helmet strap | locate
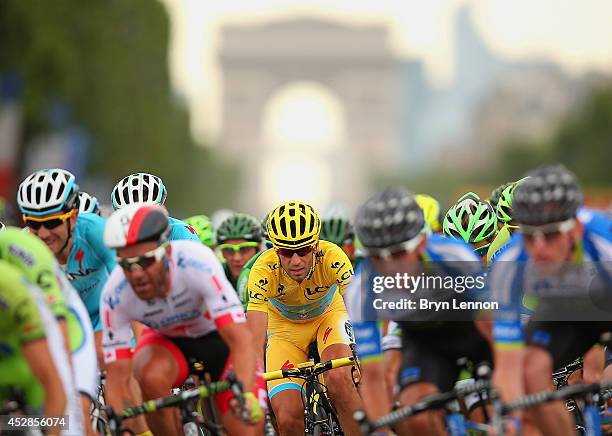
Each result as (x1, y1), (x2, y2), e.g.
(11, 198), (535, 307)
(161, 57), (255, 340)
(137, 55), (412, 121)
(57, 219), (73, 263)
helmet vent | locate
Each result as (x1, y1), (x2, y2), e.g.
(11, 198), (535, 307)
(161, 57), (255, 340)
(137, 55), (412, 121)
(57, 183), (65, 200)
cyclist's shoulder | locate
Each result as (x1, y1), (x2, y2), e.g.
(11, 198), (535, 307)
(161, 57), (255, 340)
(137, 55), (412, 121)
(0, 262), (44, 333)
(425, 234), (479, 261)
(251, 247), (277, 269)
(317, 240), (350, 266)
(0, 260), (29, 293)
(76, 211), (105, 229)
(170, 239), (220, 270)
(0, 227), (54, 264)
(168, 216), (199, 241)
(579, 208), (612, 241)
(486, 225), (513, 264)
(75, 212), (107, 245)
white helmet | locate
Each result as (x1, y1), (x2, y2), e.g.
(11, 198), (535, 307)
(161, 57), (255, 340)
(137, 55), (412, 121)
(111, 172), (167, 210)
(17, 169), (79, 216)
(104, 203), (170, 249)
(77, 192), (100, 215)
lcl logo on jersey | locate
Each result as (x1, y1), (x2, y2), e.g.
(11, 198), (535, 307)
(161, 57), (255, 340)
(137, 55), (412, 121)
(249, 290), (267, 302)
(304, 285), (330, 300)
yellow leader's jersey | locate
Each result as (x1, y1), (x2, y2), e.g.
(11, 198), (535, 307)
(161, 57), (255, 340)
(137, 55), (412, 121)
(246, 240), (354, 321)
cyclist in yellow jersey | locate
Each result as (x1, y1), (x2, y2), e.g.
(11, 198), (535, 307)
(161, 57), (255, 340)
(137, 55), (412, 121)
(247, 201), (363, 436)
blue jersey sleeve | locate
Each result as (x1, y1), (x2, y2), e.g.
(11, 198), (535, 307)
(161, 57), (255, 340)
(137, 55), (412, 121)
(84, 214), (117, 273)
(169, 217), (200, 242)
(353, 321), (383, 363)
(70, 213), (117, 331)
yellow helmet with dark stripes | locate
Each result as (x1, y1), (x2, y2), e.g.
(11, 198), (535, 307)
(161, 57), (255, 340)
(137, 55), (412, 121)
(267, 200), (321, 249)
(415, 194), (441, 232)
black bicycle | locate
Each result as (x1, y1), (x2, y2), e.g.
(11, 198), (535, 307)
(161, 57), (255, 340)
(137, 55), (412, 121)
(104, 375), (245, 436)
(264, 355), (359, 435)
(356, 378), (612, 435)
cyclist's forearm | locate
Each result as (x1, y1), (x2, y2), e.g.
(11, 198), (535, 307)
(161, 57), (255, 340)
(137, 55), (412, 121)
(227, 331), (256, 391)
(246, 310), (268, 361)
(360, 360), (392, 421)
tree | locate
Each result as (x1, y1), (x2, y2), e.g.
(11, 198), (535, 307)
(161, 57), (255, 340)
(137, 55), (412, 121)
(0, 0), (237, 213)
(492, 81), (612, 185)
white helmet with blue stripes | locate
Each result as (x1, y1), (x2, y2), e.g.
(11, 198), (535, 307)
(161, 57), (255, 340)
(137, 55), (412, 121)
(17, 168), (79, 216)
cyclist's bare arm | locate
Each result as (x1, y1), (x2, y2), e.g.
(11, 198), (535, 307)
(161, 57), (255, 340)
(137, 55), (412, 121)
(493, 346), (525, 401)
(105, 358), (149, 433)
(23, 338), (67, 423)
(218, 322), (256, 391)
(247, 310), (268, 361)
(360, 359), (392, 422)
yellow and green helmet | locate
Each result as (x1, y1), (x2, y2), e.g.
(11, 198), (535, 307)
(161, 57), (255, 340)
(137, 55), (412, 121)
(184, 215), (216, 248)
(496, 177), (529, 227)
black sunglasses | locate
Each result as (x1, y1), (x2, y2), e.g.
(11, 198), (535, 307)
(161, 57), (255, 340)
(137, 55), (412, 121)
(23, 210), (74, 230)
(276, 245), (315, 258)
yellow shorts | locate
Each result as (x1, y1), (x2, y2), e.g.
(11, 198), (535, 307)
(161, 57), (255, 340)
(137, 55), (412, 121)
(265, 297), (354, 399)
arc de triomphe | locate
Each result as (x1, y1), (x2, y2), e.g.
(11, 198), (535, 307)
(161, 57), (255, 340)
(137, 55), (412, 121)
(219, 18), (402, 215)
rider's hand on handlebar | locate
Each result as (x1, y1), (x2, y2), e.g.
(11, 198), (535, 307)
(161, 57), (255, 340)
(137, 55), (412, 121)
(229, 391), (263, 425)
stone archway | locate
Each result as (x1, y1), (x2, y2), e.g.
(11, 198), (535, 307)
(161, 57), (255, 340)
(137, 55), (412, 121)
(219, 17), (401, 215)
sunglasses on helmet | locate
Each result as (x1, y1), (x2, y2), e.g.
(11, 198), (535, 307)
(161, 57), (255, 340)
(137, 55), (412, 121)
(22, 210), (75, 230)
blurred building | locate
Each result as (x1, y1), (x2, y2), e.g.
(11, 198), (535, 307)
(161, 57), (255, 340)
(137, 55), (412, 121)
(219, 18), (402, 215)
(471, 64), (582, 164)
(401, 5), (587, 172)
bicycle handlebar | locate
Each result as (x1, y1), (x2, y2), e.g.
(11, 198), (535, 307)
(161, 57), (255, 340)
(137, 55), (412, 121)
(119, 381), (231, 419)
(263, 356), (355, 381)
(502, 379), (612, 414)
(356, 379), (492, 432)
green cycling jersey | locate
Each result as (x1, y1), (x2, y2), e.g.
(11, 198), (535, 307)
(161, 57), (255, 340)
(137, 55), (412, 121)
(486, 224), (511, 265)
(0, 228), (84, 352)
(0, 261), (46, 410)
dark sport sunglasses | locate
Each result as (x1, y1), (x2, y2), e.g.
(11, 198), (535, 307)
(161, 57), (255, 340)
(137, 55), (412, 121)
(117, 244), (167, 272)
(276, 245), (315, 258)
(23, 210), (74, 230)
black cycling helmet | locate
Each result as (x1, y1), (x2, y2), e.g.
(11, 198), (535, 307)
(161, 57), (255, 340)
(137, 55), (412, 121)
(216, 213), (261, 244)
(355, 187), (425, 249)
(513, 164), (583, 226)
(320, 217), (355, 246)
